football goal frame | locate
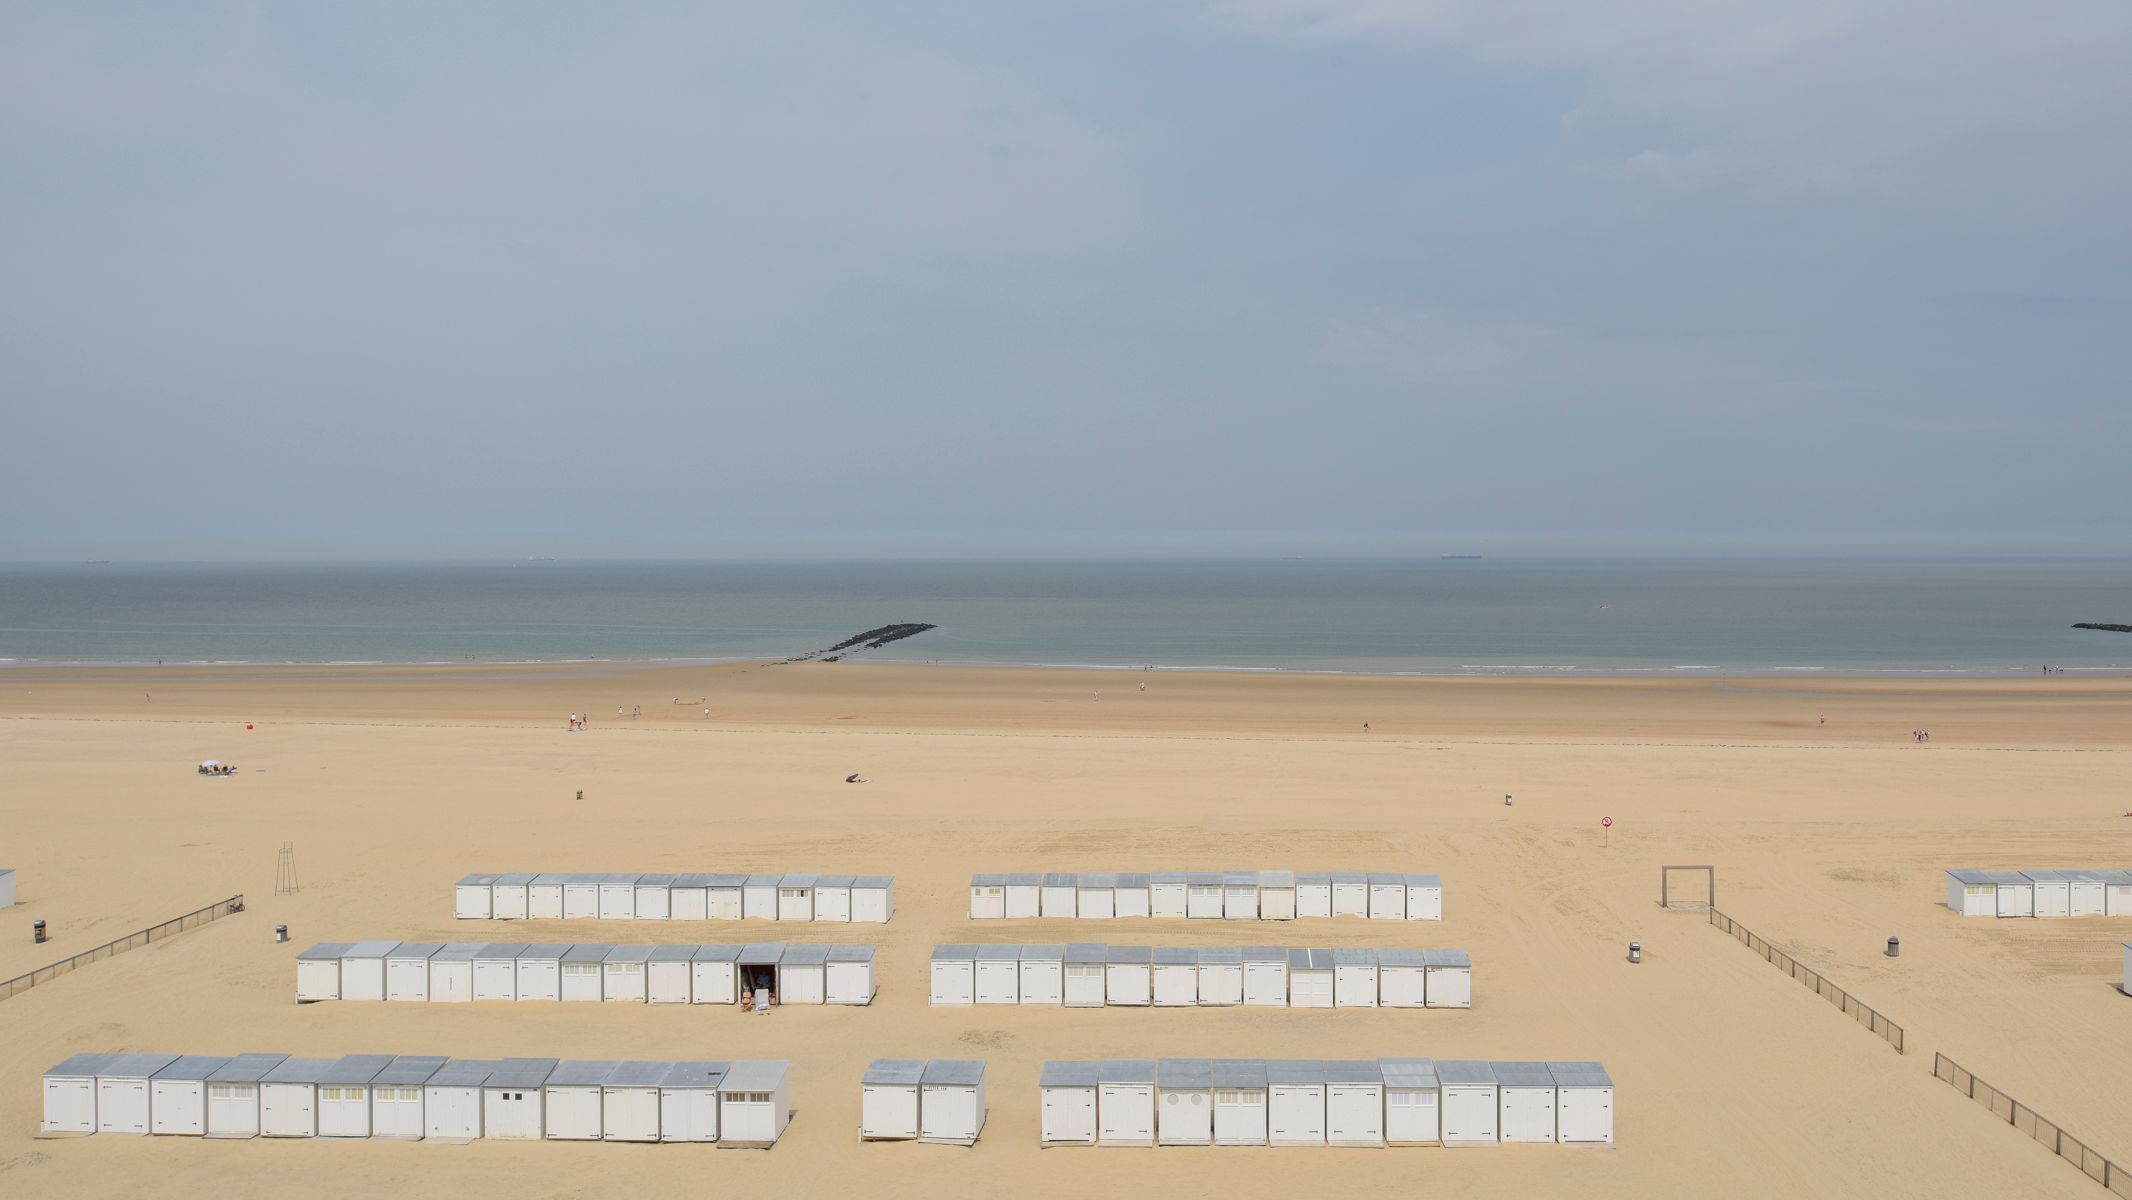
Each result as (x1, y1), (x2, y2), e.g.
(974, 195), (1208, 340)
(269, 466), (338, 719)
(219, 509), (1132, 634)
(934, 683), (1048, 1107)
(1660, 865), (1714, 910)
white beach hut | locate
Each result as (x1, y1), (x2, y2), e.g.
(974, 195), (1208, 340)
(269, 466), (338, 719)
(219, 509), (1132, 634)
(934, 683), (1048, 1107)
(1368, 872), (1407, 921)
(1333, 946), (1380, 1007)
(669, 873), (713, 921)
(660, 1061), (727, 1142)
(1224, 871), (1260, 920)
(339, 940), (399, 1002)
(1041, 872), (1079, 918)
(1186, 872), (1224, 919)
(1423, 949), (1473, 1008)
(1437, 1060), (1499, 1146)
(718, 1060), (792, 1148)
(1019, 944), (1065, 1005)
(1259, 870), (1297, 921)
(423, 1059), (497, 1143)
(778, 872), (818, 922)
(1946, 869), (1996, 916)
(633, 873), (676, 920)
(1242, 946), (1289, 1006)
(386, 942), (443, 1001)
(491, 872), (534, 920)
(543, 1060), (616, 1140)
(1106, 945), (1154, 1006)
(560, 944), (610, 1001)
(744, 875), (781, 921)
(602, 1061), (669, 1143)
(1157, 1059), (1213, 1146)
(1381, 1058), (1441, 1146)
(1985, 871), (2034, 917)
(970, 873), (1007, 919)
(1064, 942), (1108, 1007)
(455, 873), (498, 919)
(482, 1058), (557, 1140)
(648, 945), (697, 1003)
(204, 1053), (289, 1139)
(2068, 870), (2108, 917)
(602, 944), (652, 1002)
(852, 875), (895, 924)
(1039, 1061), (1099, 1145)
(296, 942), (353, 1002)
(707, 873), (749, 920)
(1288, 948), (1335, 1008)
(1150, 872), (1189, 919)
(1405, 873), (1444, 921)
(1325, 1061), (1385, 1147)
(1494, 1060), (1559, 1143)
(149, 1055), (231, 1136)
(1377, 949), (1428, 1008)
(739, 942), (786, 1005)
(827, 944), (879, 1005)
(515, 943), (568, 1001)
(260, 1057), (335, 1137)
(1295, 872), (1333, 919)
(1331, 872), (1369, 918)
(921, 1059), (987, 1145)
(1549, 1061), (1614, 1145)
(2102, 871), (2132, 916)
(779, 943), (829, 1004)
(1097, 1060), (1157, 1147)
(2026, 870), (2073, 918)
(563, 873), (601, 919)
(1212, 1060), (1269, 1146)
(317, 1054), (394, 1138)
(815, 875), (854, 922)
(1152, 947), (1200, 1006)
(1078, 872), (1118, 919)
(95, 1052), (179, 1135)
(370, 1056), (446, 1140)
(1005, 872), (1043, 918)
(598, 873), (641, 920)
(428, 942), (483, 1003)
(693, 944), (743, 1005)
(528, 873), (567, 919)
(1266, 1060), (1325, 1146)
(0, 867), (13, 909)
(861, 1059), (925, 1140)
(1198, 947), (1244, 1006)
(1115, 873), (1152, 918)
(975, 944), (1021, 1004)
(473, 944), (526, 1001)
(930, 944), (978, 1007)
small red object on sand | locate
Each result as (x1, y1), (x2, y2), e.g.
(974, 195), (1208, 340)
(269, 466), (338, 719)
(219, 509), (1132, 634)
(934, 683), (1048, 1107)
(246, 723), (254, 730)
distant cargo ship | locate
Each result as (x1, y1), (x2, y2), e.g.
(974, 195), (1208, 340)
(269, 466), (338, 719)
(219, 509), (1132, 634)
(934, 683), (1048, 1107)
(1440, 554), (1482, 560)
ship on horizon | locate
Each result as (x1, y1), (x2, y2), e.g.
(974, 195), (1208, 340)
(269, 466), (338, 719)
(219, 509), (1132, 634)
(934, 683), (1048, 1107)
(1440, 553), (1482, 560)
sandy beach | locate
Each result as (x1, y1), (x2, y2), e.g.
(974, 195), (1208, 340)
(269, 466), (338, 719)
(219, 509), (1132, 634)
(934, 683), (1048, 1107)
(2, 661), (2128, 1197)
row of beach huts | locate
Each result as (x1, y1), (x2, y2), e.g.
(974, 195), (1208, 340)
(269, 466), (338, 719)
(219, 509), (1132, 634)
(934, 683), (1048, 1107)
(927, 944), (1471, 1008)
(1945, 869), (2132, 917)
(455, 873), (894, 922)
(40, 1053), (792, 1145)
(970, 871), (1442, 921)
(296, 941), (877, 1005)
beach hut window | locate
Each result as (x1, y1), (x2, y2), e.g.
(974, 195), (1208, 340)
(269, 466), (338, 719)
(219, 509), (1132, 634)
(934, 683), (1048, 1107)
(1190, 885), (1221, 900)
(563, 964), (599, 978)
(211, 1084), (245, 1100)
(1216, 1090), (1262, 1106)
(1066, 964), (1103, 979)
(780, 888), (806, 901)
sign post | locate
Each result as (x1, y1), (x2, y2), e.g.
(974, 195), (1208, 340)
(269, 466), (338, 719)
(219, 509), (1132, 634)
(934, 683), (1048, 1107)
(1601, 815), (1613, 848)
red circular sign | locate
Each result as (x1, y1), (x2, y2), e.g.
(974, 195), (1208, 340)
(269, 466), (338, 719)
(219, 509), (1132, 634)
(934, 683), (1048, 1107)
(1601, 816), (1613, 827)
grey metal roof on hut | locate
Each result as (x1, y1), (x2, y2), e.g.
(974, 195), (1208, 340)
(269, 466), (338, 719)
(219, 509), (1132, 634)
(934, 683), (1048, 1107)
(562, 944), (613, 962)
(1266, 1060), (1328, 1085)
(704, 873), (749, 888)
(1548, 1062), (1613, 1087)
(1259, 869), (1296, 887)
(1211, 1060), (1268, 1088)
(1042, 872), (1079, 887)
(1153, 947), (1197, 966)
(864, 1059), (927, 1086)
(297, 942), (354, 960)
(1491, 1061), (1556, 1087)
(433, 942), (485, 962)
(1378, 1058), (1439, 1088)
(746, 874), (782, 887)
(520, 943), (572, 959)
(566, 873), (604, 884)
(388, 943), (445, 959)
(971, 873), (1008, 887)
(1065, 942), (1107, 964)
(342, 940), (401, 959)
(1406, 871), (1441, 888)
(1288, 948), (1333, 970)
(486, 1058), (560, 1088)
(1368, 871), (1404, 886)
(662, 1061), (728, 1089)
(781, 872), (820, 888)
(1158, 1059), (1215, 1088)
(1422, 948), (1471, 968)
(1330, 871), (1368, 884)
(1116, 872), (1151, 889)
(494, 872), (536, 886)
(1241, 946), (1287, 963)
(1295, 871), (1331, 886)
(1105, 945), (1153, 965)
(922, 1060), (986, 1087)
(2024, 869), (2074, 882)
(1198, 947), (1243, 964)
(318, 1055), (396, 1085)
(1376, 949), (1427, 968)
(1019, 943), (1065, 960)
(600, 873), (643, 886)
(1946, 869), (1993, 884)
(852, 875), (894, 889)
(1331, 947), (1378, 966)
(1434, 1060), (1496, 1086)
(827, 944), (876, 963)
(1151, 871), (1188, 884)
(1080, 872), (1119, 888)
(817, 874), (855, 888)
(931, 944), (979, 961)
(780, 944), (830, 966)
(373, 1056), (449, 1087)
(1980, 871), (2033, 886)
(604, 945), (654, 964)
(206, 1053), (291, 1083)
(546, 1061), (621, 1087)
(1320, 1061), (1384, 1085)
(1224, 871), (1257, 887)
(606, 1061), (672, 1087)
(633, 872), (677, 887)
(530, 873), (570, 886)
(262, 1057), (340, 1085)
(720, 1060), (789, 1093)
(974, 944), (1019, 962)
(456, 873), (500, 887)
(1040, 1061), (1100, 1087)
(694, 944), (744, 962)
(649, 945), (697, 962)
(427, 1059), (501, 1087)
(152, 1055), (233, 1082)
(1098, 1059), (1156, 1084)
(1186, 871), (1221, 886)
(476, 943), (531, 960)
(1005, 872), (1042, 886)
(738, 942), (786, 964)
(100, 1052), (181, 1078)
(672, 873), (717, 888)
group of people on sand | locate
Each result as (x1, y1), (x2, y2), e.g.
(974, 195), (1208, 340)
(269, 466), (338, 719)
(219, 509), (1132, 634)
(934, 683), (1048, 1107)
(1911, 728), (1932, 742)
(567, 713), (588, 731)
(198, 761), (237, 776)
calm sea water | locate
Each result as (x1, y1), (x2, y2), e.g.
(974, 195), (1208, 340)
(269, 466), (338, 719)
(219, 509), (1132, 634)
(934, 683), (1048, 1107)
(1, 559), (2128, 676)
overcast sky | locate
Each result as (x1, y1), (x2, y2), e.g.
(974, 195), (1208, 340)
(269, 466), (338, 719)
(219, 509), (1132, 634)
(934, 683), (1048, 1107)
(3, 2), (2128, 559)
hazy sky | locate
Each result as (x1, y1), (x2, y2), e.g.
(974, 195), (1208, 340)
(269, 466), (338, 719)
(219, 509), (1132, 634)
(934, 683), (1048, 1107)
(4, 2), (2128, 559)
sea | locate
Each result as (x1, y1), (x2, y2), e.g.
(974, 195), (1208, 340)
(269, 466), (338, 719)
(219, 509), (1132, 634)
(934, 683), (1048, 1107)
(0, 558), (2128, 677)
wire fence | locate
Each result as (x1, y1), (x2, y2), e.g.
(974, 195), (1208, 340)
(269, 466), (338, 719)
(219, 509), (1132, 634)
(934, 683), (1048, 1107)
(0, 894), (245, 1001)
(1706, 907), (1905, 1054)
(1934, 1053), (2130, 1195)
